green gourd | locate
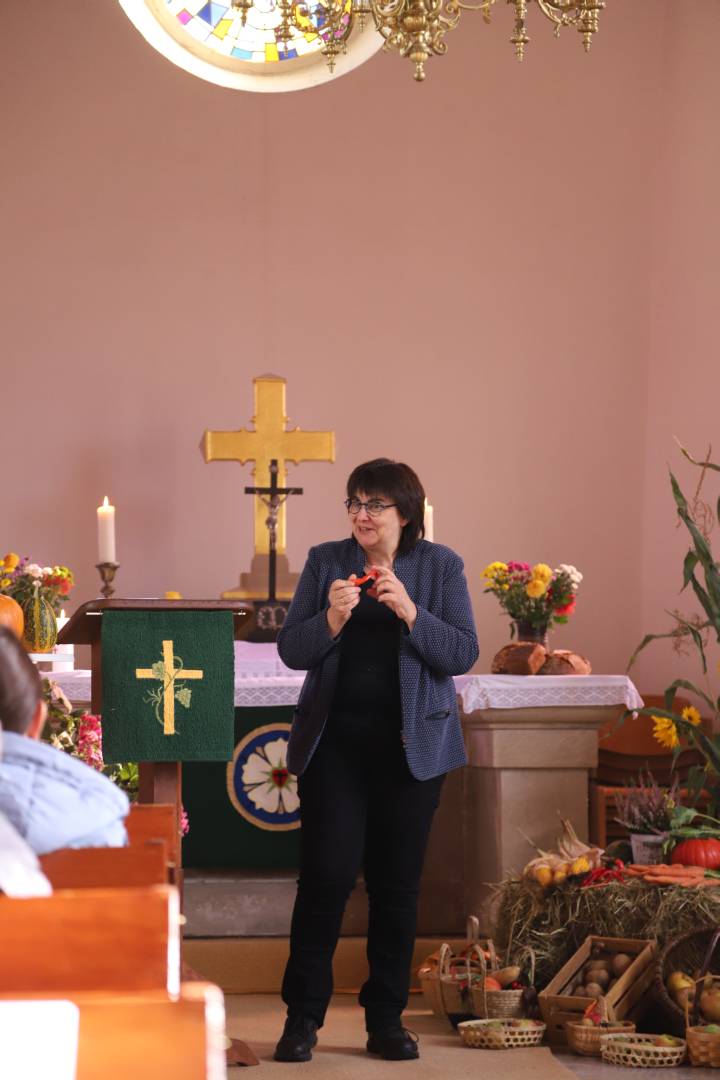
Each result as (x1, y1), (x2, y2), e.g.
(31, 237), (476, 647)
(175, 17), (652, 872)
(22, 592), (58, 652)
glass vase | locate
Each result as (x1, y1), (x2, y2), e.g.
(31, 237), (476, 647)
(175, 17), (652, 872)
(513, 620), (550, 649)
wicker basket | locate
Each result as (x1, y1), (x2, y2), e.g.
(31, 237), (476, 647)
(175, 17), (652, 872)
(417, 917), (487, 1017)
(470, 942), (532, 1020)
(600, 1033), (686, 1068)
(566, 1020), (636, 1057)
(656, 925), (720, 1035)
(458, 1019), (545, 1050)
(687, 1025), (720, 1067)
(684, 967), (720, 1067)
(418, 943), (453, 1017)
(439, 943), (487, 1017)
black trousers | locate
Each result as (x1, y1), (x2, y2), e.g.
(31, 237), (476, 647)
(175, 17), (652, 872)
(281, 710), (445, 1030)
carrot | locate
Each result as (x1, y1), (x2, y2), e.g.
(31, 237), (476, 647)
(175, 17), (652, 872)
(643, 875), (705, 886)
(644, 864), (704, 876)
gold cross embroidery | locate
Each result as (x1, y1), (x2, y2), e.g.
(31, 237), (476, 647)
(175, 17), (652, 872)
(135, 639), (203, 735)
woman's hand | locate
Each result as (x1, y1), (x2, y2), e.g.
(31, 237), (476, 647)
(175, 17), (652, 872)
(326, 575), (360, 638)
(372, 567), (417, 631)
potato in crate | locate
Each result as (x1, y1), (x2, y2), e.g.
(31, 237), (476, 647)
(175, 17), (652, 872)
(538, 936), (657, 1045)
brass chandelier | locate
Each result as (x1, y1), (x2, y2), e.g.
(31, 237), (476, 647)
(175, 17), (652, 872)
(231, 0), (606, 82)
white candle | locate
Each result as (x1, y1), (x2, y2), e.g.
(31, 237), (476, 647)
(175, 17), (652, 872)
(424, 498), (434, 542)
(97, 496), (116, 563)
(54, 610), (75, 670)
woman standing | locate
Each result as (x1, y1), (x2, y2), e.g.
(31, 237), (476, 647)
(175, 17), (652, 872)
(274, 458), (478, 1063)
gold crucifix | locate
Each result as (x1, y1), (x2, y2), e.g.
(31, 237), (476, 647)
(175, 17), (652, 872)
(202, 375), (335, 557)
(135, 640), (204, 736)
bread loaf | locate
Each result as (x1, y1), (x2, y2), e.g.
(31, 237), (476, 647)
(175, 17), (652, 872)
(538, 650), (592, 675)
(491, 642), (547, 675)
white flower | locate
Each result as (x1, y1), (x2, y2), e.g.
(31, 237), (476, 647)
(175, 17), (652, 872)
(241, 737), (299, 815)
(556, 563), (583, 586)
(25, 564), (43, 578)
(42, 567), (52, 576)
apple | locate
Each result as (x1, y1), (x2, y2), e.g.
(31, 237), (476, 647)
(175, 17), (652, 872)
(701, 987), (720, 1023)
(667, 971), (694, 993)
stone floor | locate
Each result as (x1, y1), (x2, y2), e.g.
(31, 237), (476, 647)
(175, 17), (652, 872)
(224, 995), (708, 1078)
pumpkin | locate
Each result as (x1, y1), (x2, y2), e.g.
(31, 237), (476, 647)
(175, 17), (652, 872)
(22, 592), (57, 653)
(0, 594), (24, 639)
(670, 838), (720, 870)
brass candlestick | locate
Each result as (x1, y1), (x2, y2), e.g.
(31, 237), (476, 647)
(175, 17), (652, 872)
(96, 562), (119, 599)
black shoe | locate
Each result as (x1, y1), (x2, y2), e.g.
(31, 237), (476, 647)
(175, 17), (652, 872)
(366, 1025), (419, 1060)
(273, 1015), (319, 1062)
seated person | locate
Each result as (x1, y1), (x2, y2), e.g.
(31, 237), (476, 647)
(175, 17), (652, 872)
(0, 808), (52, 897)
(0, 627), (128, 854)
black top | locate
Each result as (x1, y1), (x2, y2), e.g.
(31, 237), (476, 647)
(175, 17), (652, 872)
(330, 585), (402, 716)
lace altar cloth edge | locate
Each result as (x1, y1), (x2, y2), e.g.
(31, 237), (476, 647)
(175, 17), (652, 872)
(48, 671), (643, 711)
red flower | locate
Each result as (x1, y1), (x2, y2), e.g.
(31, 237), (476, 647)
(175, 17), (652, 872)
(554, 599), (576, 616)
(59, 580), (71, 595)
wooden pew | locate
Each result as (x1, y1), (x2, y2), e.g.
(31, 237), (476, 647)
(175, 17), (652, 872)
(0, 885), (180, 995)
(126, 803), (179, 865)
(72, 983), (227, 1080)
(0, 984), (227, 1079)
(0, 886), (235, 1076)
(39, 842), (169, 889)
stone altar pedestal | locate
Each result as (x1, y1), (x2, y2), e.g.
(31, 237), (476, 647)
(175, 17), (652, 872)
(461, 704), (619, 929)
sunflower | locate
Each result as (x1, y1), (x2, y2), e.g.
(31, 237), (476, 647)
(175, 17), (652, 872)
(652, 715), (680, 750)
(681, 705), (702, 727)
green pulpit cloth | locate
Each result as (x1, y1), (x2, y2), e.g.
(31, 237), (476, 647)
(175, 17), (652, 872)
(101, 609), (235, 764)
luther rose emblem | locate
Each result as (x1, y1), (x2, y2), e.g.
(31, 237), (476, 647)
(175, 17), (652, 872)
(226, 723), (300, 831)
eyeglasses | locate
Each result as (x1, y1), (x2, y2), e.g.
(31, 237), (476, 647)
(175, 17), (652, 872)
(345, 498), (397, 517)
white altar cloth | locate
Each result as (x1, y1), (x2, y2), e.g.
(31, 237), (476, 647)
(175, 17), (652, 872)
(455, 673), (644, 713)
(48, 637), (643, 711)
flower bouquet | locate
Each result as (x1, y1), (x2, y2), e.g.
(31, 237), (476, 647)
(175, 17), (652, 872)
(1, 554), (74, 615)
(1, 553), (75, 652)
(482, 561), (583, 643)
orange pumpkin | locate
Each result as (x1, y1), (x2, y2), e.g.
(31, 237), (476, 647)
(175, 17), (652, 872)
(484, 976), (503, 991)
(0, 594), (24, 639)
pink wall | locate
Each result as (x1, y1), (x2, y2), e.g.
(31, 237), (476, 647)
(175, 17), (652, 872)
(1, 0), (717, 697)
(632, 3), (720, 699)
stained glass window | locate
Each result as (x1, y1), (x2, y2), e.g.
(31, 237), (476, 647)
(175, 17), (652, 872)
(167, 0), (349, 65)
(119, 0), (381, 91)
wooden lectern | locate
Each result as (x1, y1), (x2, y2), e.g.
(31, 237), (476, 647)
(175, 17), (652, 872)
(58, 600), (252, 851)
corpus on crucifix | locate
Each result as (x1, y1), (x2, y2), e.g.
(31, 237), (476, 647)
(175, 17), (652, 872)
(202, 374), (335, 603)
(245, 459), (303, 636)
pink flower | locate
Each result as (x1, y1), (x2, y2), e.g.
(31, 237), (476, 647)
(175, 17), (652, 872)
(506, 561), (531, 573)
(76, 712), (105, 771)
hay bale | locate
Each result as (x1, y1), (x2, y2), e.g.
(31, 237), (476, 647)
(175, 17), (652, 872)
(492, 877), (720, 990)
(491, 643), (547, 675)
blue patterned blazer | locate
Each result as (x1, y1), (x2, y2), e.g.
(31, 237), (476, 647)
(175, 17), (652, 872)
(277, 537), (479, 781)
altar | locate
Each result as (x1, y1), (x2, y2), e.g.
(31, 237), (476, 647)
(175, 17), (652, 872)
(51, 649), (643, 933)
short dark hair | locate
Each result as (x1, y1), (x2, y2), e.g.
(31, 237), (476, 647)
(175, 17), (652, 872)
(346, 458), (426, 556)
(0, 626), (42, 735)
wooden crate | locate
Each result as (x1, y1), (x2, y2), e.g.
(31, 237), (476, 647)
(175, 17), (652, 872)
(538, 935), (657, 1045)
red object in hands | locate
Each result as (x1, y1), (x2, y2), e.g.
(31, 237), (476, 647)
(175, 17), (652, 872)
(354, 569), (379, 586)
(671, 838), (720, 869)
